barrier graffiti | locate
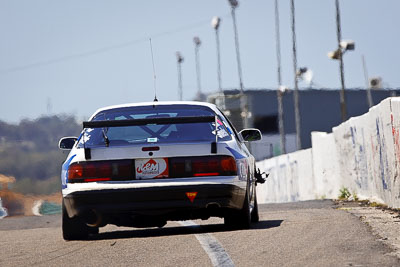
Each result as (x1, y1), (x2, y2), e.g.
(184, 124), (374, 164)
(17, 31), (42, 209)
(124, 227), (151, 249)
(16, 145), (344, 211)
(391, 113), (400, 182)
(376, 118), (389, 190)
(350, 126), (368, 191)
(256, 97), (400, 209)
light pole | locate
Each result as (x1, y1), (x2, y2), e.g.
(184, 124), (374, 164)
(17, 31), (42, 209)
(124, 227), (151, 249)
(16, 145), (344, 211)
(228, 0), (248, 128)
(274, 0), (286, 154)
(336, 0), (346, 121)
(211, 16), (222, 93)
(328, 35), (355, 121)
(228, 0), (244, 93)
(328, 0), (355, 122)
(336, 0), (348, 121)
(193, 37), (202, 97)
(176, 52), (184, 101)
(290, 0), (301, 150)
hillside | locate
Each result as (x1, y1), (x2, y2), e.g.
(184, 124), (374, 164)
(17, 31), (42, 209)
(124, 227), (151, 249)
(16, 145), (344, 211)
(0, 115), (81, 195)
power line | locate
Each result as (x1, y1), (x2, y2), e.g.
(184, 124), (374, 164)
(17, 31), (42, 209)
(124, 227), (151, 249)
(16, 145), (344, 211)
(0, 15), (229, 75)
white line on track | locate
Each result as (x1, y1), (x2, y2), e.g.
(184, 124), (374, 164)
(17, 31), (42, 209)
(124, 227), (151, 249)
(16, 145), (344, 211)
(32, 200), (43, 216)
(179, 220), (234, 267)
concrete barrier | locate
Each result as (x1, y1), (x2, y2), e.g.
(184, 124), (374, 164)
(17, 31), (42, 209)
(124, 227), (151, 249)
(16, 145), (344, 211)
(256, 97), (400, 208)
(311, 131), (341, 199)
(256, 149), (314, 203)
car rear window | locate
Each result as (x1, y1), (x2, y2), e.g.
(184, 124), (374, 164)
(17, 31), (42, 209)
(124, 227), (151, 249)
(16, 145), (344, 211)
(78, 105), (231, 147)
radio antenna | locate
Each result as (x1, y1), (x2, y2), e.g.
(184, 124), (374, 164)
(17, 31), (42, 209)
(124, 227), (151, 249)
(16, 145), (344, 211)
(149, 38), (158, 102)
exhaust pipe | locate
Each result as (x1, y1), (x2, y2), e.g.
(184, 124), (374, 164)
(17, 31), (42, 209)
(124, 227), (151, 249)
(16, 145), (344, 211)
(206, 202), (221, 209)
(86, 209), (102, 227)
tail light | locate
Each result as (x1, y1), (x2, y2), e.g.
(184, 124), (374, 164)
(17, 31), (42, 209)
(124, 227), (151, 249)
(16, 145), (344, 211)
(68, 160), (133, 183)
(67, 155), (237, 183)
(169, 155), (237, 178)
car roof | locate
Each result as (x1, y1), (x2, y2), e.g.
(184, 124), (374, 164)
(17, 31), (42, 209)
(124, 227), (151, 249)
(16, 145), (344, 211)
(89, 101), (220, 120)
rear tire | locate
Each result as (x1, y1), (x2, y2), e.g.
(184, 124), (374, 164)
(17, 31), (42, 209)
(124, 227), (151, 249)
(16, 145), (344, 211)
(62, 200), (90, 241)
(224, 183), (251, 230)
(238, 189), (251, 229)
(251, 189), (259, 223)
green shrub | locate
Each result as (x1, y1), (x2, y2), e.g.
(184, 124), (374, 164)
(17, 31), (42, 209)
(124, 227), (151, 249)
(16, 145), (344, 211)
(339, 187), (351, 200)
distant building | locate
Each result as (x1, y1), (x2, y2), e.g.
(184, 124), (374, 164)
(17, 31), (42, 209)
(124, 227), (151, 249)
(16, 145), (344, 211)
(207, 88), (399, 160)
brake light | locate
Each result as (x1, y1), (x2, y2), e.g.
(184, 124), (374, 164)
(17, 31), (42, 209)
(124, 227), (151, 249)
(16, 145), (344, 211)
(193, 172), (220, 177)
(68, 160), (133, 183)
(221, 157), (237, 172)
(171, 161), (186, 177)
(67, 156), (237, 183)
(68, 164), (83, 178)
(142, 146), (160, 151)
(169, 155), (237, 178)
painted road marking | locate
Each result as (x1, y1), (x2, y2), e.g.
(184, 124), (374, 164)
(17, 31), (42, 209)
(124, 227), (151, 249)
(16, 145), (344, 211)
(179, 220), (234, 267)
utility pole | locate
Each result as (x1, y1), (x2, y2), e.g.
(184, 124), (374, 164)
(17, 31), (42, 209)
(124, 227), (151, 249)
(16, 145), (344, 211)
(228, 0), (244, 93)
(290, 0), (301, 150)
(275, 0), (286, 154)
(228, 0), (248, 129)
(336, 0), (347, 121)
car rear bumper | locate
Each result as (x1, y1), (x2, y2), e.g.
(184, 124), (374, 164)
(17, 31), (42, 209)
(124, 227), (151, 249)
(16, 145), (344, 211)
(63, 183), (246, 220)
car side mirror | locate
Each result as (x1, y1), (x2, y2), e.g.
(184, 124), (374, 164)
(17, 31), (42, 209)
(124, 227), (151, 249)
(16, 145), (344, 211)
(239, 129), (262, 142)
(59, 137), (78, 150)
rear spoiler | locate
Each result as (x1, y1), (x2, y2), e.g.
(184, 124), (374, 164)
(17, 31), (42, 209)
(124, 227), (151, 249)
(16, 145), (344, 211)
(82, 116), (215, 129)
(81, 115), (219, 159)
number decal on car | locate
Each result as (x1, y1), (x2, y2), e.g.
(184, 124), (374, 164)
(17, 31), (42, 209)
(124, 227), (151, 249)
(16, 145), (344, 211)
(135, 158), (169, 179)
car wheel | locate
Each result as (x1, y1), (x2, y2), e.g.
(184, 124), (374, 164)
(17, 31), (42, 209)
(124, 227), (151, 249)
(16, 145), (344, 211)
(62, 200), (90, 241)
(224, 180), (251, 230)
(251, 189), (259, 223)
(238, 187), (251, 229)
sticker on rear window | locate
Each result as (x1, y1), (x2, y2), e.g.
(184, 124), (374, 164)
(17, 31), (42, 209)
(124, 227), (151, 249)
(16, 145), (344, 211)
(147, 137), (158, 143)
(212, 122), (229, 138)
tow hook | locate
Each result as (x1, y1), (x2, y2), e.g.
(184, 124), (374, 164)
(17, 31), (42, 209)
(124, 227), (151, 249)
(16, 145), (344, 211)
(255, 168), (269, 185)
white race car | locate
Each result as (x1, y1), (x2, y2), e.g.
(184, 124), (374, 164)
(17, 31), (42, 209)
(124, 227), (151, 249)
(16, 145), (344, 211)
(59, 101), (264, 240)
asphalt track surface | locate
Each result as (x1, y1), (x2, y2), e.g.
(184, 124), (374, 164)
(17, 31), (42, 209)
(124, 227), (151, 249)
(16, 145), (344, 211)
(1, 200), (399, 266)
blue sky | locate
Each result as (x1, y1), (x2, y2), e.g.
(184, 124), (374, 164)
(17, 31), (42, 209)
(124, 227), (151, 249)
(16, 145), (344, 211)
(0, 0), (399, 123)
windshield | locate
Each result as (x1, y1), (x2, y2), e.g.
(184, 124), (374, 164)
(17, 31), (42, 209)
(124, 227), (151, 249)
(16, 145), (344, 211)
(78, 105), (232, 147)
